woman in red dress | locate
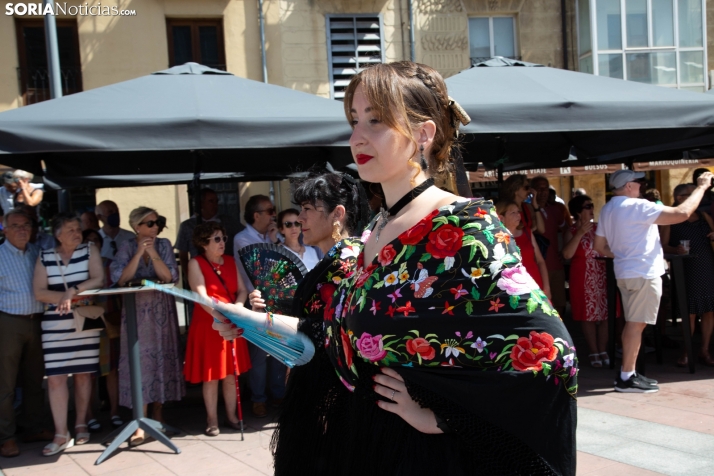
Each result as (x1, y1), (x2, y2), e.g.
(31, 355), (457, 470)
(562, 195), (609, 367)
(496, 201), (551, 298)
(184, 222), (251, 436)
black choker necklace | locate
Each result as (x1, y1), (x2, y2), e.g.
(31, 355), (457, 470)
(375, 178), (434, 242)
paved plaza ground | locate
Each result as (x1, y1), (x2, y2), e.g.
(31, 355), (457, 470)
(1, 324), (713, 475)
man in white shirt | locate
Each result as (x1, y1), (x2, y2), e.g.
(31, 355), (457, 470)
(232, 195), (283, 418)
(595, 169), (713, 393)
(95, 200), (135, 261)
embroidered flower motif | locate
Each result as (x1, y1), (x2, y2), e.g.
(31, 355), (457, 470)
(489, 297), (505, 312)
(471, 337), (487, 353)
(377, 244), (397, 267)
(369, 299), (381, 316)
(386, 305), (396, 318)
(340, 244), (361, 260)
(354, 264), (377, 289)
(360, 229), (372, 243)
(497, 266), (540, 296)
(384, 271), (399, 287)
(509, 331), (559, 371)
(444, 256), (455, 271)
(405, 337), (436, 360)
(494, 231), (511, 244)
(341, 328), (353, 368)
(398, 209), (439, 246)
(426, 224), (464, 259)
(399, 271), (410, 283)
(442, 301), (455, 315)
(473, 207), (488, 219)
(386, 288), (402, 303)
(355, 332), (387, 362)
(395, 301), (416, 317)
(440, 339), (464, 358)
(450, 284), (468, 300)
(563, 353), (574, 368)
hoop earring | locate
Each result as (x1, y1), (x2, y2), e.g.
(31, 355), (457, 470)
(419, 144), (428, 170)
(332, 221), (341, 242)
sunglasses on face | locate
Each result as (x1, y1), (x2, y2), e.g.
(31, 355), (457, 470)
(258, 207), (276, 215)
(138, 217), (166, 229)
(282, 221), (301, 229)
(582, 204), (594, 210)
(211, 235), (228, 243)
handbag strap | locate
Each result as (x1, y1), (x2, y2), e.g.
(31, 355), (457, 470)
(52, 250), (70, 292)
(199, 255), (237, 302)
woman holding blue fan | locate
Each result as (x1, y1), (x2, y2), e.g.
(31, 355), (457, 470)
(213, 62), (577, 475)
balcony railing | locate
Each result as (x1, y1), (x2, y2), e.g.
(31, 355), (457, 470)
(17, 66), (83, 105)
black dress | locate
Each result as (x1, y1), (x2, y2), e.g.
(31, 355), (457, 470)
(272, 200), (577, 475)
(669, 213), (714, 314)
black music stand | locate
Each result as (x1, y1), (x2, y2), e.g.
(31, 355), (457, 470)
(79, 285), (182, 464)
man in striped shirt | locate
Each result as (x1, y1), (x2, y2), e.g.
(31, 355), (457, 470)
(0, 209), (52, 457)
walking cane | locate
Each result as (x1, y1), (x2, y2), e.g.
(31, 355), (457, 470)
(231, 339), (244, 440)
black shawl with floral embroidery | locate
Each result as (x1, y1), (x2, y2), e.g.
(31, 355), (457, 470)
(272, 199), (576, 476)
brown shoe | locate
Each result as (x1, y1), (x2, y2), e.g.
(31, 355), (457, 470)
(1, 440), (20, 458)
(252, 402), (268, 418)
(21, 429), (54, 443)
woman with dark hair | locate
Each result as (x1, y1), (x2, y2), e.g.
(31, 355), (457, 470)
(33, 213), (105, 455)
(215, 62), (576, 475)
(563, 195), (609, 367)
(500, 174), (545, 235)
(184, 221), (250, 436)
(661, 183), (714, 367)
(277, 208), (320, 271)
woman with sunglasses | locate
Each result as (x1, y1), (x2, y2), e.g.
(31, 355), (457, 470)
(563, 195), (609, 367)
(110, 207), (184, 446)
(184, 222), (251, 436)
(277, 208), (320, 271)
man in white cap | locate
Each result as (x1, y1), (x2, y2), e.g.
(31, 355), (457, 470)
(594, 169), (713, 393)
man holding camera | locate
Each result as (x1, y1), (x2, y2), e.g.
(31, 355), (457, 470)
(595, 169), (714, 393)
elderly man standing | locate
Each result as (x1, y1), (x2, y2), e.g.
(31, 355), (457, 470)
(175, 188), (243, 283)
(531, 176), (571, 318)
(0, 209), (53, 457)
(95, 200), (135, 261)
(595, 169), (714, 393)
(233, 194), (282, 418)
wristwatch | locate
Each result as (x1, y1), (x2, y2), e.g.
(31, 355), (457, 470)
(71, 285), (80, 292)
(533, 207), (541, 212)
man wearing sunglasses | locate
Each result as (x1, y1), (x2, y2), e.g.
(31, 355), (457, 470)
(232, 194), (285, 418)
(595, 169), (714, 394)
(175, 188), (243, 288)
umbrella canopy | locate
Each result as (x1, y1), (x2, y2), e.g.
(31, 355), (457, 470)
(0, 63), (353, 187)
(447, 57), (714, 171)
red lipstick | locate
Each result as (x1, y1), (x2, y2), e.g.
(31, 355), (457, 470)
(356, 154), (373, 165)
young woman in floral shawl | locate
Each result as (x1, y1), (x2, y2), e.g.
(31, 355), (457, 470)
(213, 62), (577, 475)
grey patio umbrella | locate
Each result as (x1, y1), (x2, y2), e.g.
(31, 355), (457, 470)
(446, 57), (714, 171)
(0, 63), (353, 187)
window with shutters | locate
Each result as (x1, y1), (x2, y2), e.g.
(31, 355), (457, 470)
(326, 15), (385, 100)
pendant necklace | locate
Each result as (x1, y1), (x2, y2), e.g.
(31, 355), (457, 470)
(375, 178), (434, 242)
(209, 258), (223, 275)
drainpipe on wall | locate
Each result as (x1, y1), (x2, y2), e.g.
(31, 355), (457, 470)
(257, 0), (275, 203)
(258, 0), (268, 83)
(408, 0), (416, 62)
(560, 0), (568, 70)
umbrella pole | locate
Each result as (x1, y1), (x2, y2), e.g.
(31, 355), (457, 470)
(231, 339), (245, 440)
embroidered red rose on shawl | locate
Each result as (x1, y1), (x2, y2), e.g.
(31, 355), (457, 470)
(377, 244), (397, 267)
(405, 337), (436, 360)
(425, 224), (464, 259)
(509, 331), (559, 371)
(398, 210), (439, 246)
